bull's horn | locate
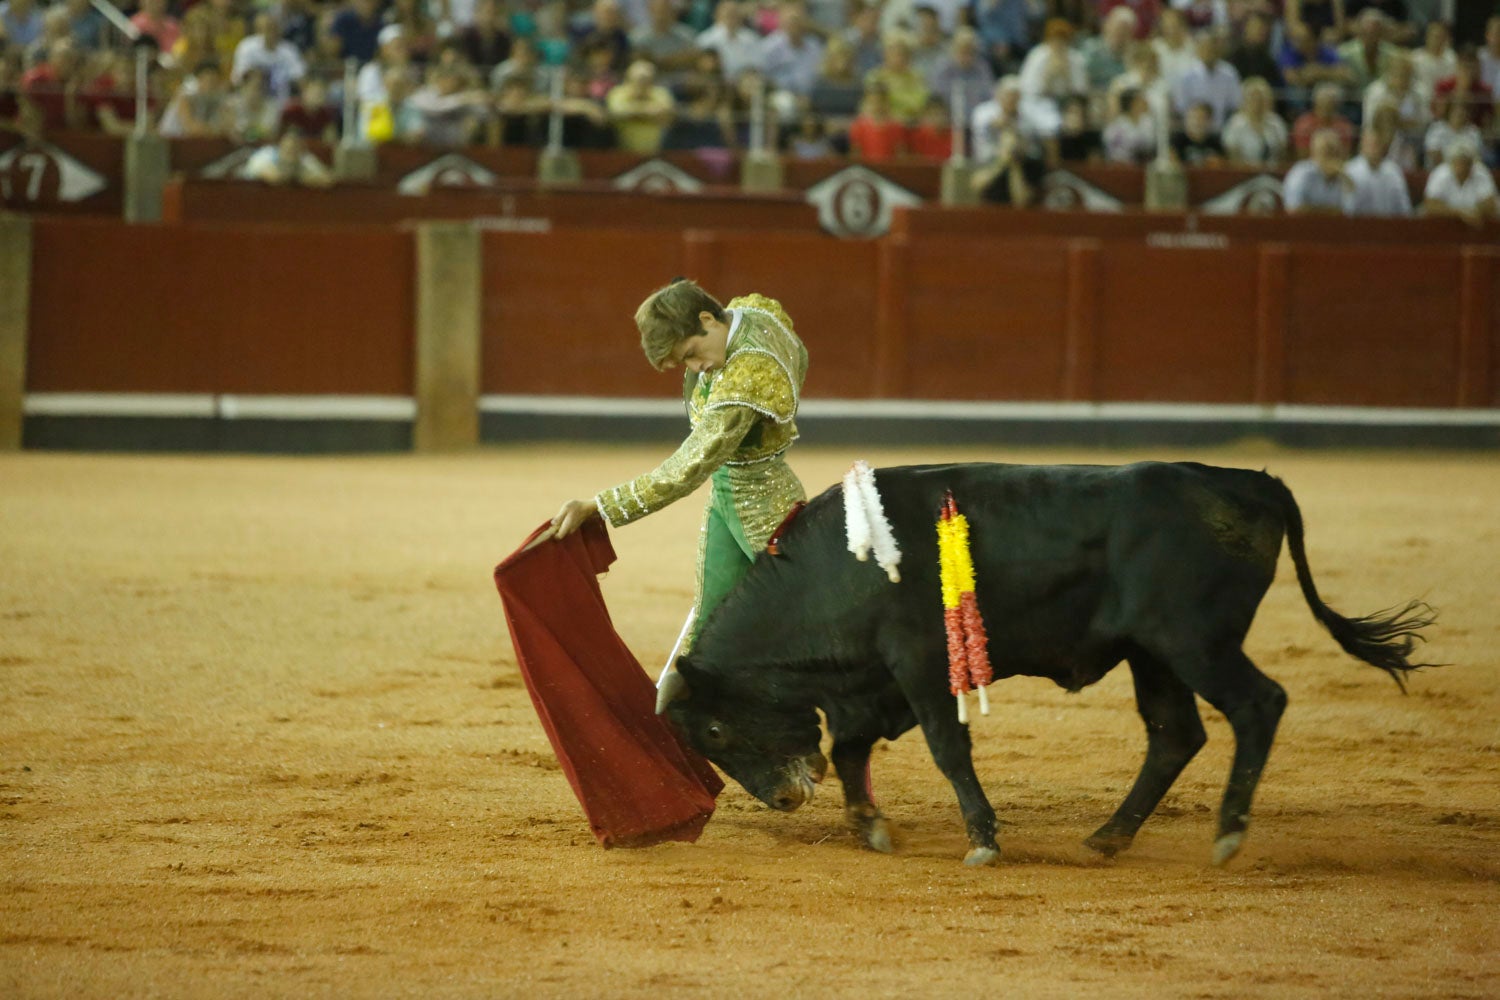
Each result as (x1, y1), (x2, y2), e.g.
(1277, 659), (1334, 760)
(655, 669), (690, 714)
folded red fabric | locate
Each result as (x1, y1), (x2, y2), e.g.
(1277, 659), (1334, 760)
(494, 519), (722, 848)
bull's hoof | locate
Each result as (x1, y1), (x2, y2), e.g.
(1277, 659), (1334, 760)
(863, 817), (894, 854)
(1083, 830), (1132, 857)
(1212, 831), (1245, 867)
(963, 845), (1000, 867)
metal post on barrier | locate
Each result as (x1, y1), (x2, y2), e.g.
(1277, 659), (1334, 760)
(740, 77), (783, 192)
(413, 221), (481, 451)
(537, 66), (581, 186)
(940, 80), (977, 206)
(123, 44), (169, 222)
(1144, 90), (1186, 211)
(0, 214), (30, 450)
(334, 57), (377, 181)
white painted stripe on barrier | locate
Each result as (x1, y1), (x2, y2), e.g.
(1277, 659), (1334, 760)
(24, 393), (218, 418)
(480, 394), (1500, 427)
(25, 393), (417, 421)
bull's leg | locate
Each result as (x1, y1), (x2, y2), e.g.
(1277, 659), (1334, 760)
(1084, 652), (1207, 857)
(829, 736), (893, 853)
(1170, 646), (1287, 867)
(904, 702), (999, 866)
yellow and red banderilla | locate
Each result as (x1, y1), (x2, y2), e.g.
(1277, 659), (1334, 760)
(937, 491), (992, 724)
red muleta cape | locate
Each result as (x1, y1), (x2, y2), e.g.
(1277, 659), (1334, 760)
(493, 519), (723, 848)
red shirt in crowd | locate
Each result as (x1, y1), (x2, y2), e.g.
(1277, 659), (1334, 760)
(1096, 0), (1162, 38)
(848, 117), (907, 162)
(1291, 111), (1355, 155)
(906, 122), (953, 160)
(279, 100), (338, 140)
(1433, 77), (1495, 127)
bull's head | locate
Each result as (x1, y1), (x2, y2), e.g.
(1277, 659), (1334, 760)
(659, 657), (827, 812)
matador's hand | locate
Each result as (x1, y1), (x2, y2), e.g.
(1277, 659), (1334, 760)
(551, 499), (601, 539)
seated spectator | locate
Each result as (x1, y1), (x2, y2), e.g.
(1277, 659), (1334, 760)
(408, 64), (491, 145)
(971, 74), (1059, 164)
(1, 0), (46, 50)
(332, 0), (385, 66)
(1423, 100), (1483, 169)
(810, 35), (862, 115)
(457, 0), (512, 71)
(697, 0), (762, 82)
(205, 0), (248, 72)
(911, 6), (947, 81)
(1337, 10), (1400, 91)
(788, 110), (834, 157)
(131, 0), (182, 53)
(907, 94), (954, 159)
(303, 9), (349, 82)
(1432, 49), (1494, 129)
(0, 53), (21, 129)
(19, 38), (84, 130)
(928, 27), (995, 120)
(159, 61), (234, 138)
(1056, 93), (1102, 161)
(362, 67), (422, 142)
(531, 1), (574, 67)
(848, 84), (908, 161)
(1103, 86), (1158, 163)
(1481, 15), (1500, 93)
(29, 5), (73, 63)
(1364, 53), (1428, 146)
(1347, 0), (1414, 43)
(386, 0), (438, 64)
(1152, 9), (1197, 89)
(228, 66), (283, 142)
(1096, 0), (1158, 39)
(974, 0), (1032, 75)
(1222, 75), (1289, 165)
(865, 30), (930, 122)
(579, 38), (621, 100)
(491, 36), (546, 92)
(277, 0), (319, 53)
(762, 1), (824, 99)
(241, 127), (332, 187)
(631, 0), (699, 74)
(1423, 136), (1497, 223)
(492, 75), (544, 145)
(607, 58), (675, 153)
(1367, 102), (1418, 169)
(1019, 18), (1087, 108)
(63, 0), (105, 53)
(843, 4), (883, 77)
(1171, 100), (1226, 165)
(232, 14), (306, 101)
(1344, 127), (1413, 216)
(1411, 19), (1456, 96)
(1286, 0), (1344, 45)
(1083, 7), (1136, 93)
(1292, 81), (1354, 158)
(567, 0), (627, 74)
(971, 124), (1044, 205)
(1278, 21), (1352, 104)
(1043, 0), (1096, 35)
(1108, 41), (1168, 121)
(1227, 12), (1284, 91)
(279, 77), (338, 143)
(358, 26), (415, 108)
(1173, 31), (1241, 129)
(1283, 128), (1352, 214)
(169, 7), (221, 88)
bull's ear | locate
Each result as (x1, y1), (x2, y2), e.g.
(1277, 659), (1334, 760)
(654, 668), (691, 715)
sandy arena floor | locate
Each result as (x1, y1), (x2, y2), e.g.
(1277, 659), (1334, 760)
(1, 443), (1497, 999)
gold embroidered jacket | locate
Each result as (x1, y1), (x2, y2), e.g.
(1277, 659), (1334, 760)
(594, 294), (809, 548)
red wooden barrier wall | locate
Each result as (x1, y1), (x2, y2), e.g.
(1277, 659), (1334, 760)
(21, 217), (1500, 409)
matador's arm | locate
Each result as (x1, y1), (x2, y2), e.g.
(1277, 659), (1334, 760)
(594, 405), (759, 528)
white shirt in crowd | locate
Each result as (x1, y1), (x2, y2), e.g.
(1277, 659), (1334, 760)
(1173, 58), (1241, 128)
(1411, 45), (1456, 95)
(1220, 112), (1288, 165)
(1423, 120), (1484, 168)
(1480, 47), (1500, 93)
(1152, 37), (1198, 89)
(1424, 162), (1498, 213)
(230, 34), (306, 99)
(1344, 155), (1413, 216)
(1017, 44), (1088, 104)
(696, 22), (764, 81)
(1283, 159), (1352, 213)
(970, 96), (1059, 163)
(1362, 79), (1430, 133)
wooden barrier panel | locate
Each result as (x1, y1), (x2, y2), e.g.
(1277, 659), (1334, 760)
(1282, 246), (1463, 408)
(27, 218), (414, 395)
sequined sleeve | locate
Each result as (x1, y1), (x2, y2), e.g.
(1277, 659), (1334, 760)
(594, 405), (760, 529)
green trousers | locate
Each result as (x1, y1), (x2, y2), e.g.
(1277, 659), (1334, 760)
(692, 468), (757, 643)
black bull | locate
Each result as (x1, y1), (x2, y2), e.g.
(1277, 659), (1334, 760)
(661, 461), (1436, 867)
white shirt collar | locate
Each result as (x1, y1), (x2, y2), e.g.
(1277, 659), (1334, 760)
(725, 308), (743, 348)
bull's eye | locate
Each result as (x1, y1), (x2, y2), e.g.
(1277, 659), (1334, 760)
(704, 723), (727, 748)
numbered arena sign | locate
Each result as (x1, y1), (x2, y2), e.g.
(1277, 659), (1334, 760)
(1199, 174), (1285, 216)
(613, 159), (703, 194)
(1040, 170), (1124, 212)
(0, 141), (107, 207)
(805, 165), (922, 239)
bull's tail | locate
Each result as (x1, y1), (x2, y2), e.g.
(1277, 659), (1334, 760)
(1273, 477), (1438, 692)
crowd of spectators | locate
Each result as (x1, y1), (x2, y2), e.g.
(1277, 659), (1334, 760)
(0, 0), (1495, 216)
